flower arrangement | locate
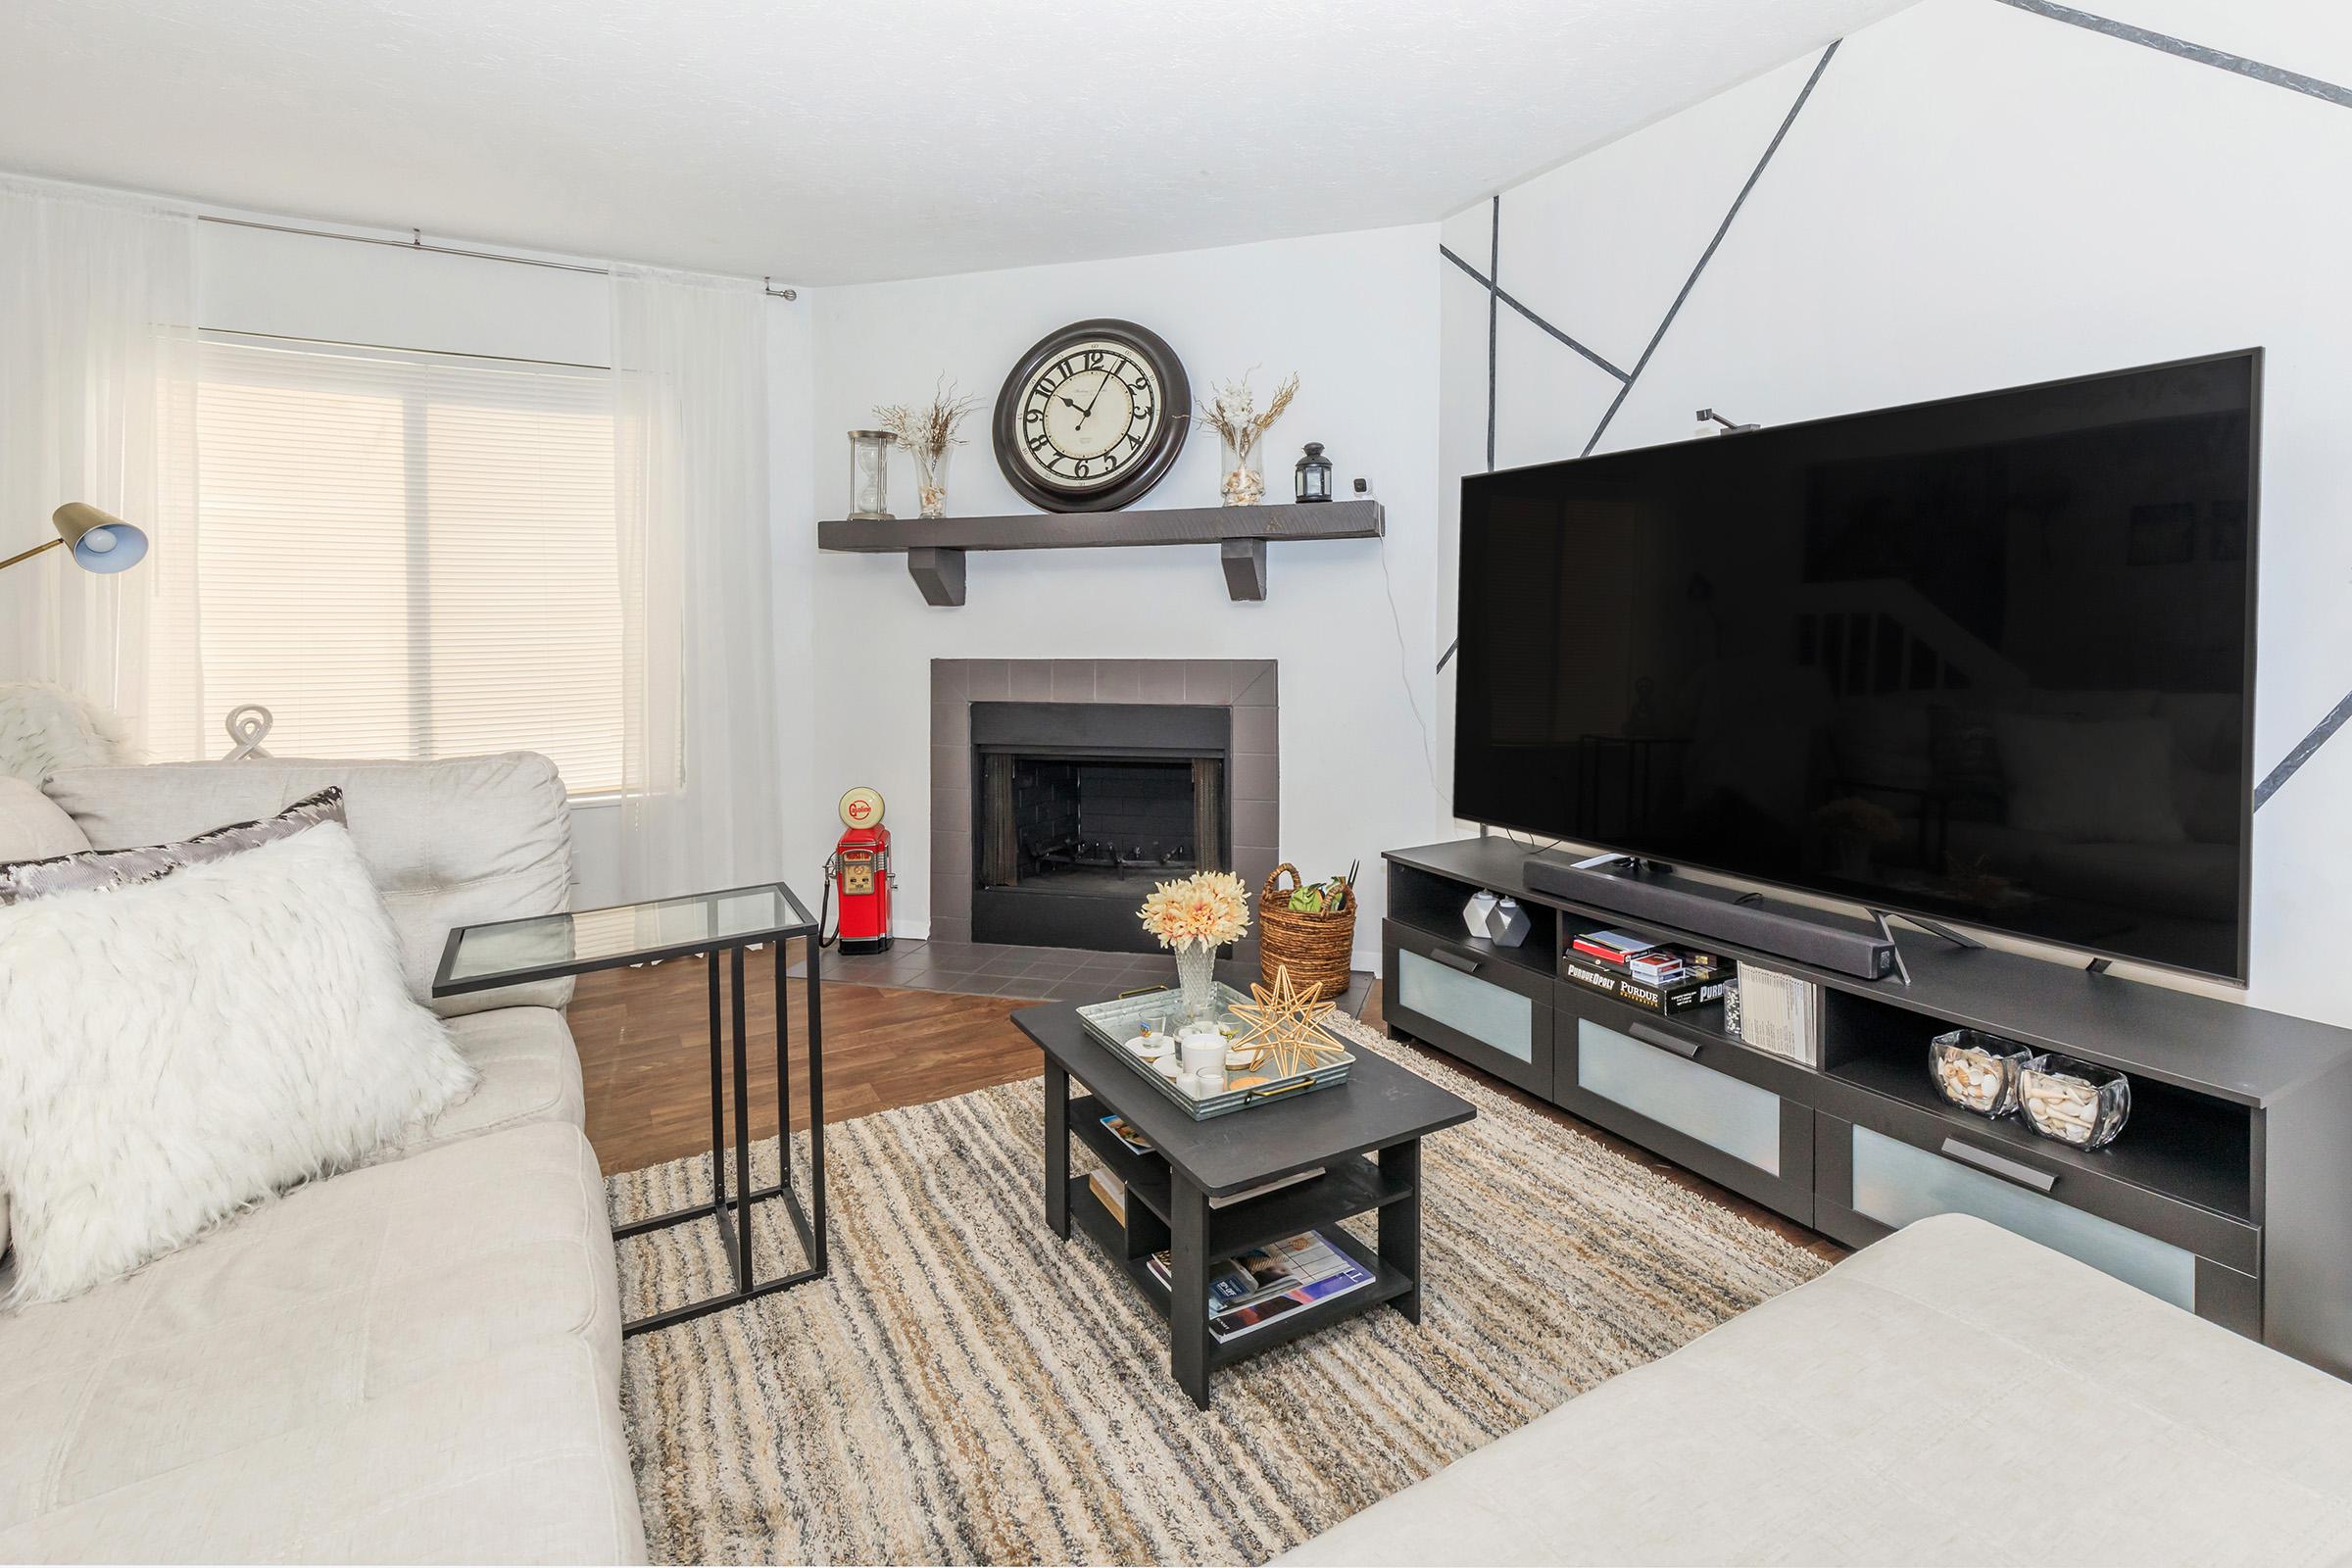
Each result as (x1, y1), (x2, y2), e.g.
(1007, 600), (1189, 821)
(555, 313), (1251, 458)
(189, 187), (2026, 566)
(1139, 869), (1251, 951)
(1195, 369), (1299, 505)
(1142, 870), (1251, 1021)
(875, 378), (982, 518)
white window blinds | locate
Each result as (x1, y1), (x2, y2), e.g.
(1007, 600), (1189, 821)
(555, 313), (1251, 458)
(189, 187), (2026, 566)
(189, 334), (623, 794)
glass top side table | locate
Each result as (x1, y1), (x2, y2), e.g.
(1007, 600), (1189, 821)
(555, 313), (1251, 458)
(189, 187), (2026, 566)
(434, 881), (827, 1336)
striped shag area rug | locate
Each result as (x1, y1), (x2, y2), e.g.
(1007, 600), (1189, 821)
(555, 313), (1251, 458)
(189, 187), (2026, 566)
(609, 1015), (1830, 1566)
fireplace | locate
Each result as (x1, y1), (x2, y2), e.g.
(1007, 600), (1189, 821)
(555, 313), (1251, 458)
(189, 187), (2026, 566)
(971, 702), (1228, 953)
(929, 659), (1278, 956)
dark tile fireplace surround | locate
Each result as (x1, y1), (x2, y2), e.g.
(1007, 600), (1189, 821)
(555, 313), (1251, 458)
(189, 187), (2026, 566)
(931, 660), (1278, 960)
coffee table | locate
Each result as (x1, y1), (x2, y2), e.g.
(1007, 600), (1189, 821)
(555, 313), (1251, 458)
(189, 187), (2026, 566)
(1013, 1001), (1476, 1408)
(433, 883), (827, 1337)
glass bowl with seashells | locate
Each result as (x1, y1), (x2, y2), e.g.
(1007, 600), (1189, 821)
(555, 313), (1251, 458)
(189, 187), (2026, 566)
(1928, 1028), (2044, 1118)
(2019, 1054), (2132, 1149)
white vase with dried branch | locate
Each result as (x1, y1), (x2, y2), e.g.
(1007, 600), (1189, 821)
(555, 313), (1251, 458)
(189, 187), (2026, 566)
(1197, 370), (1298, 507)
(876, 381), (982, 519)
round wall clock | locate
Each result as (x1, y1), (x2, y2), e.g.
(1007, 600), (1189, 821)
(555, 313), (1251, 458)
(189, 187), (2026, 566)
(992, 318), (1190, 513)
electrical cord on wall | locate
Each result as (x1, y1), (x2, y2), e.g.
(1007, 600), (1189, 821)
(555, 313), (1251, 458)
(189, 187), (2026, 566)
(1380, 525), (1564, 856)
(1377, 530), (1447, 815)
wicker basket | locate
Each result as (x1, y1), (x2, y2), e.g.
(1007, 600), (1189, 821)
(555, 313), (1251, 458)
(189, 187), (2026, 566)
(1257, 864), (1355, 999)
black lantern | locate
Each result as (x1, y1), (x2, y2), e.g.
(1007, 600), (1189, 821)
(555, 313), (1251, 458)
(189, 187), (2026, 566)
(1295, 442), (1334, 504)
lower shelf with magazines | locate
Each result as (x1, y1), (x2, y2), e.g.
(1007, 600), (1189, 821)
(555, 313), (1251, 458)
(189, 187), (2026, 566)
(1066, 1172), (1416, 1371)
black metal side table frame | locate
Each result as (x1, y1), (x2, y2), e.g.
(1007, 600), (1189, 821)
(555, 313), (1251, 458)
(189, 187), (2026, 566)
(432, 883), (827, 1337)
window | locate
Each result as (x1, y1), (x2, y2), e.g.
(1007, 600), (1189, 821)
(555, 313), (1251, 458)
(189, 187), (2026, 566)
(187, 334), (623, 794)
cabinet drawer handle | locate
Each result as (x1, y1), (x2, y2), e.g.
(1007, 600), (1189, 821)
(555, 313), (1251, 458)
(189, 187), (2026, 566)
(1428, 947), (1483, 975)
(1939, 1137), (2058, 1194)
(1629, 1020), (1703, 1059)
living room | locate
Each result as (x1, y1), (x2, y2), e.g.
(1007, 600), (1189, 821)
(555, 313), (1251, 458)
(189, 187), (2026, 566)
(3, 1), (2350, 1563)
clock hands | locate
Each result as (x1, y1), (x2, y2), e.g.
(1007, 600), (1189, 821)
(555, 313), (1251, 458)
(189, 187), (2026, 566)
(1055, 368), (1119, 431)
(1078, 365), (1123, 422)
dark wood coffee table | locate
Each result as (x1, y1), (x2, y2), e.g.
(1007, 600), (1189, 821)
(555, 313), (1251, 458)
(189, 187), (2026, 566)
(1013, 1002), (1476, 1408)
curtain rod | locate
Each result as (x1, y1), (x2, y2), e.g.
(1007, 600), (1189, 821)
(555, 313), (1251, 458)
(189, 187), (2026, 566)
(195, 215), (799, 300)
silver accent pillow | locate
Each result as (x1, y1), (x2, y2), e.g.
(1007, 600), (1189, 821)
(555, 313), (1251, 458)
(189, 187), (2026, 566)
(0, 786), (347, 905)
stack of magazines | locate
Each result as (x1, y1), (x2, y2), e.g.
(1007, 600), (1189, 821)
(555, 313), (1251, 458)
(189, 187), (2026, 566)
(1147, 1230), (1375, 1344)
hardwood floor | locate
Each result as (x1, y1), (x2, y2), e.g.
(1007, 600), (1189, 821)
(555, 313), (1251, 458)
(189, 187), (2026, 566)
(567, 958), (1037, 1174)
(565, 958), (1847, 1266)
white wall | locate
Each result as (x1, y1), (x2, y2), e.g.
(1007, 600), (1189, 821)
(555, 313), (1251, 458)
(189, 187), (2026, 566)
(808, 225), (1446, 963)
(192, 218), (818, 906)
(189, 216), (1452, 946)
(1435, 0), (2352, 1023)
(25, 207), (1446, 946)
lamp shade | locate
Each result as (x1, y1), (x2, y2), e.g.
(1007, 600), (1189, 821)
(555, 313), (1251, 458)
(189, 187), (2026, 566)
(51, 503), (149, 574)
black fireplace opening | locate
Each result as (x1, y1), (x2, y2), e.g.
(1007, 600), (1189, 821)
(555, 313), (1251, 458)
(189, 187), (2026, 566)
(972, 702), (1230, 954)
(1011, 757), (1202, 886)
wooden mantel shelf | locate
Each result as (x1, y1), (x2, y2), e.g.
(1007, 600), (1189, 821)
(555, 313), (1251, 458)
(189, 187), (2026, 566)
(816, 499), (1385, 606)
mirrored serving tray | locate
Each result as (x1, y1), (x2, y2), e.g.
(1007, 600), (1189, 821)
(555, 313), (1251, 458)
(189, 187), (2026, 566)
(1074, 982), (1353, 1120)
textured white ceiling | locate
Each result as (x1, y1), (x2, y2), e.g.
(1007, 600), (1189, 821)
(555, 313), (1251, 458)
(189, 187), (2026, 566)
(0, 0), (1915, 284)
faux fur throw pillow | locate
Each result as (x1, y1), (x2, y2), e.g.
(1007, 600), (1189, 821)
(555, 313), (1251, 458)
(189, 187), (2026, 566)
(0, 785), (346, 905)
(0, 681), (130, 783)
(0, 821), (477, 1304)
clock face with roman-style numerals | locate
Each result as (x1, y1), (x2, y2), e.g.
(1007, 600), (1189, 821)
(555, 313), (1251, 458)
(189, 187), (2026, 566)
(992, 318), (1190, 513)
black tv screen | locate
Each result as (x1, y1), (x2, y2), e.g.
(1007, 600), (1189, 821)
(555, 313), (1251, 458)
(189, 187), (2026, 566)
(1453, 350), (2259, 983)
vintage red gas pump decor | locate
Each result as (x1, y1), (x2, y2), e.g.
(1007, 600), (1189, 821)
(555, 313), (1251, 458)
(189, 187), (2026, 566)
(825, 786), (893, 955)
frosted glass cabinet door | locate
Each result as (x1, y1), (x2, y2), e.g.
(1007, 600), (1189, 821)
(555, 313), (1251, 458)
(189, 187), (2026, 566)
(1850, 1124), (2197, 1309)
(1396, 949), (1534, 1062)
(1576, 1018), (1782, 1174)
(1388, 937), (1552, 1095)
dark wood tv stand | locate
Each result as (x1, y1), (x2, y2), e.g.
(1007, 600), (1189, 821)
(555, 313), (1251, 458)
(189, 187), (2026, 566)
(1381, 836), (2352, 1377)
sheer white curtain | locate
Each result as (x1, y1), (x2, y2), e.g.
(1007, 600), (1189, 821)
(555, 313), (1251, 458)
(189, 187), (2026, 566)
(611, 266), (784, 901)
(0, 175), (202, 756)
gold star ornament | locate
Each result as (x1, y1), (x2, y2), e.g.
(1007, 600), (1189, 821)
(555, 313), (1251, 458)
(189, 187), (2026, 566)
(1227, 965), (1347, 1079)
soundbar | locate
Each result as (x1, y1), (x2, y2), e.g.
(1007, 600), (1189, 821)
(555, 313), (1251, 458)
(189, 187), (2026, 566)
(1521, 854), (1898, 980)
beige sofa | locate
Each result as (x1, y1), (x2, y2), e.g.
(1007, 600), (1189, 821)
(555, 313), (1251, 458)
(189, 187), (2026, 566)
(0, 755), (644, 1564)
(1283, 1213), (2352, 1567)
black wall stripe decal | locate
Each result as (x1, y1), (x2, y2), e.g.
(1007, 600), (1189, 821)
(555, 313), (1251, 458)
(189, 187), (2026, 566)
(2000, 0), (2349, 811)
(1486, 197), (1499, 472)
(1581, 40), (1839, 458)
(1437, 245), (1484, 283)
(1999, 0), (2352, 110)
(1431, 4), (2335, 818)
(2256, 695), (2352, 809)
(1441, 246), (1631, 384)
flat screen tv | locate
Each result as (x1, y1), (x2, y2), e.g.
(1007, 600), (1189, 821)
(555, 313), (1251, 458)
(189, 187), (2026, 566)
(1453, 350), (2260, 983)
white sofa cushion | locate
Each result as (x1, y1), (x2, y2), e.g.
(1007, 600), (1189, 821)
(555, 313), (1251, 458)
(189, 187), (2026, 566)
(0, 1121), (643, 1563)
(365, 1005), (589, 1163)
(42, 753), (575, 1017)
(0, 777), (89, 862)
(0, 823), (478, 1303)
(1280, 1214), (2352, 1567)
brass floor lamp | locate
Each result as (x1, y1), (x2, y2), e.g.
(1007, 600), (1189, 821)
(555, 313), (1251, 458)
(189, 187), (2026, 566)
(0, 504), (149, 577)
